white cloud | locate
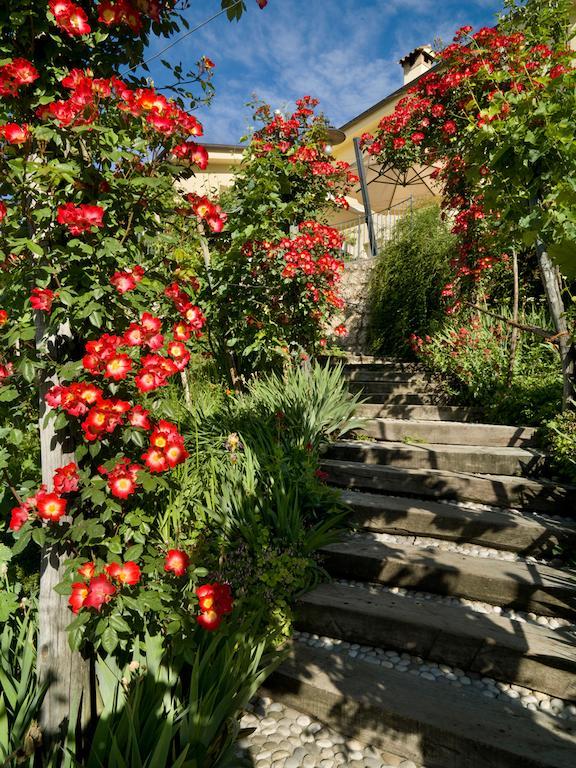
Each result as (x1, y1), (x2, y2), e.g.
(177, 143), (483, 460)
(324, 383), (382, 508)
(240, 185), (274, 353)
(140, 0), (502, 143)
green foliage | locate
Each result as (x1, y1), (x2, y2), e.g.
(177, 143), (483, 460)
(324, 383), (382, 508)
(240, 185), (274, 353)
(541, 409), (576, 483)
(159, 361), (358, 640)
(367, 205), (455, 357)
(85, 628), (280, 768)
(414, 307), (562, 425)
(0, 599), (46, 767)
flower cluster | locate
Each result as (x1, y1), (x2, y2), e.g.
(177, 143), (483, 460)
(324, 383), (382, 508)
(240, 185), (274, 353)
(79, 308), (202, 391)
(99, 458), (142, 498)
(110, 265), (145, 294)
(69, 559), (141, 613)
(0, 57), (39, 98)
(172, 142), (209, 169)
(360, 22), (576, 310)
(49, 0), (91, 37)
(36, 68), (206, 155)
(182, 193), (227, 233)
(141, 420), (189, 473)
(9, 462), (80, 531)
(57, 203), (105, 234)
(195, 582), (234, 631)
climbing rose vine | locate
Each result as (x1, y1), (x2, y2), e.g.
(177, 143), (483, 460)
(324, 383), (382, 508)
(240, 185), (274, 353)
(361, 1), (576, 305)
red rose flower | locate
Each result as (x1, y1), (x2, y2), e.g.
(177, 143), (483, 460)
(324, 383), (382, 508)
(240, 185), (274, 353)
(57, 203), (104, 235)
(197, 610), (221, 630)
(104, 354), (133, 381)
(195, 583), (233, 615)
(164, 549), (189, 577)
(128, 405), (151, 430)
(0, 123), (30, 144)
(30, 287), (55, 312)
(3, 58), (39, 86)
(0, 309), (8, 324)
(77, 561), (95, 579)
(83, 574), (116, 610)
(142, 447), (168, 473)
(105, 561), (141, 585)
(0, 202), (6, 222)
(9, 505), (29, 531)
(49, 0), (91, 37)
(69, 582), (89, 613)
(36, 492), (67, 522)
(53, 462), (80, 494)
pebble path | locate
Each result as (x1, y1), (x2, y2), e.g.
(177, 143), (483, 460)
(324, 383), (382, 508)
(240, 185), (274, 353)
(235, 695), (423, 768)
(293, 631), (576, 722)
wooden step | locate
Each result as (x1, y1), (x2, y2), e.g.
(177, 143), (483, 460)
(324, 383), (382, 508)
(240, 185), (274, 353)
(345, 370), (434, 384)
(359, 392), (451, 405)
(322, 459), (576, 514)
(324, 440), (543, 476)
(349, 381), (443, 396)
(359, 419), (537, 447)
(320, 535), (576, 619)
(266, 643), (576, 768)
(296, 583), (576, 700)
(340, 489), (576, 555)
(357, 404), (483, 422)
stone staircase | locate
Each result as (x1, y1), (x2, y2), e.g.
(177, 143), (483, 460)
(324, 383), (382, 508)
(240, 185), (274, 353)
(265, 357), (576, 768)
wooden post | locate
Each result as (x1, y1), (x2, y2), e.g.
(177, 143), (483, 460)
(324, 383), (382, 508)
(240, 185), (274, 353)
(507, 250), (520, 386)
(35, 316), (92, 746)
(537, 244), (574, 408)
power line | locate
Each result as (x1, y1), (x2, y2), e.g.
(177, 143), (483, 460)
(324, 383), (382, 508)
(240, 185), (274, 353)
(124, 0), (245, 73)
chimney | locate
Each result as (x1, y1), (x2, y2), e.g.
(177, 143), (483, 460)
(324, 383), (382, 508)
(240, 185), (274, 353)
(399, 45), (436, 85)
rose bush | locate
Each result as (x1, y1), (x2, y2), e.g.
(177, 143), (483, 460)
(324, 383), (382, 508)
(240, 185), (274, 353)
(0, 0), (273, 757)
(202, 98), (358, 377)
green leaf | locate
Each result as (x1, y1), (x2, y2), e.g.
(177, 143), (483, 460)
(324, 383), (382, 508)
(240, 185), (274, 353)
(548, 240), (576, 278)
(101, 625), (119, 654)
(108, 614), (131, 634)
(0, 387), (19, 403)
(18, 358), (35, 383)
(124, 544), (143, 561)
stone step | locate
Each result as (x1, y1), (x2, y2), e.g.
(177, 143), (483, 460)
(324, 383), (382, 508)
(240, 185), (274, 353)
(349, 381), (443, 396)
(266, 642), (576, 768)
(320, 534), (576, 619)
(357, 403), (483, 422)
(359, 391), (451, 405)
(345, 370), (434, 384)
(324, 440), (543, 476)
(345, 355), (417, 367)
(339, 489), (576, 555)
(359, 419), (537, 447)
(322, 459), (576, 514)
(296, 583), (576, 700)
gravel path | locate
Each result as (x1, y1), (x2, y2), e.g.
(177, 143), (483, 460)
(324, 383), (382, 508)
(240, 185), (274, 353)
(293, 631), (576, 722)
(235, 696), (422, 768)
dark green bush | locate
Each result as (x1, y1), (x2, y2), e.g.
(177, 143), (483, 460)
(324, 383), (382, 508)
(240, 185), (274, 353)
(541, 410), (576, 482)
(367, 204), (455, 358)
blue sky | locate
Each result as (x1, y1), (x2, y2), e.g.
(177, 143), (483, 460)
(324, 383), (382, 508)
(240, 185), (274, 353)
(138, 0), (503, 144)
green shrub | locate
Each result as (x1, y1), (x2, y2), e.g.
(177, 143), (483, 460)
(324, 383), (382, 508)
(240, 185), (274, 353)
(541, 410), (576, 483)
(413, 307), (563, 426)
(367, 204), (455, 357)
